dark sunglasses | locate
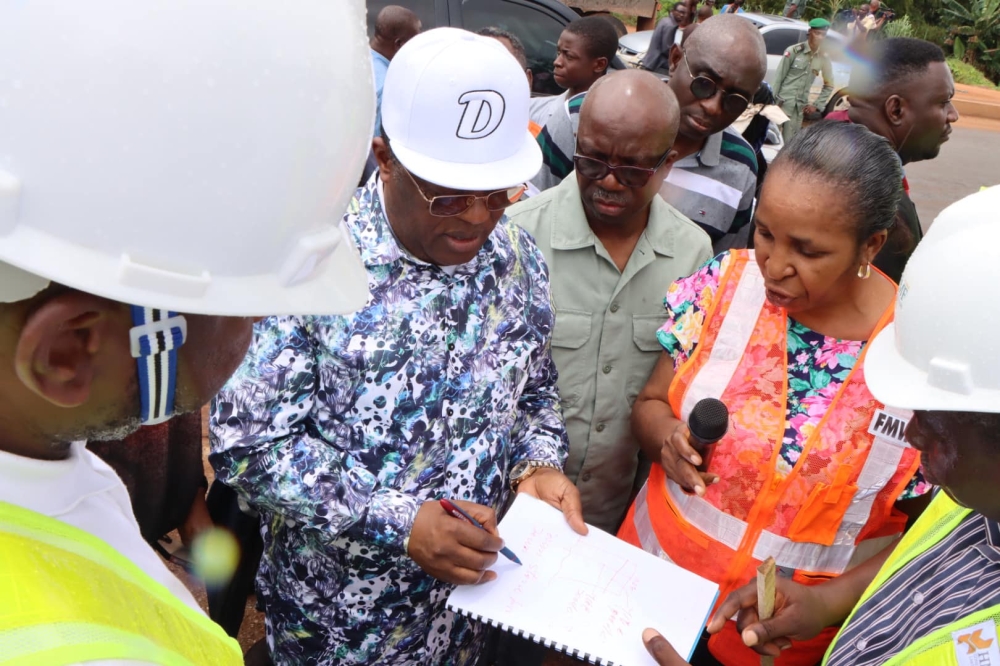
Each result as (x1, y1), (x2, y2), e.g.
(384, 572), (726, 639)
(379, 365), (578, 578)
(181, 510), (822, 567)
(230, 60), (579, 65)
(400, 165), (525, 217)
(573, 150), (672, 188)
(682, 54), (752, 116)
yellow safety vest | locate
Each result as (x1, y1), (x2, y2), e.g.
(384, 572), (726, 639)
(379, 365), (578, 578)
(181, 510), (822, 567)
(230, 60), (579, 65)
(824, 492), (1000, 665)
(0, 501), (242, 666)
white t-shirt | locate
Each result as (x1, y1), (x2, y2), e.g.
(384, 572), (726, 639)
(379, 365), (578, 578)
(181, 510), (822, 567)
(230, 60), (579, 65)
(0, 441), (204, 665)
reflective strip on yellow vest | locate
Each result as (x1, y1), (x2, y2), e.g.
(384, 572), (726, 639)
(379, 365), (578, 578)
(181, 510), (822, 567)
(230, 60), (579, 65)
(0, 501), (242, 666)
(825, 493), (1000, 666)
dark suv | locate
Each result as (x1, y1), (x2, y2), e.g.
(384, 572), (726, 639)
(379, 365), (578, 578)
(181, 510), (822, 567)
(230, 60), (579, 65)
(366, 0), (580, 95)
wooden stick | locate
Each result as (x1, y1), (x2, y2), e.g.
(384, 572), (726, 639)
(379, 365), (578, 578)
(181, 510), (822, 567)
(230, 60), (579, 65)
(756, 557), (777, 666)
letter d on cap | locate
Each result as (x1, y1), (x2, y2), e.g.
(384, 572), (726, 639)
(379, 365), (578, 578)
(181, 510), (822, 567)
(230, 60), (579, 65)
(456, 90), (506, 140)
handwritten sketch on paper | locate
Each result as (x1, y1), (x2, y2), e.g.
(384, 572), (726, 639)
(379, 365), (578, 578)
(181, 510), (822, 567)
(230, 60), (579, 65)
(446, 494), (719, 666)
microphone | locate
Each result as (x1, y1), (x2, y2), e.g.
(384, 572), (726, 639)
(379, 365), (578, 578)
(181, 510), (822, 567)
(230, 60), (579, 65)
(688, 398), (729, 472)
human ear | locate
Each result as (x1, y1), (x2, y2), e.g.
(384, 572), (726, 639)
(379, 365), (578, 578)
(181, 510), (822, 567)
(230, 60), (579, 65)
(884, 94), (906, 127)
(13, 293), (118, 408)
(595, 57), (609, 75)
(862, 229), (889, 265)
(373, 137), (394, 183)
(668, 45), (683, 74)
(663, 148), (680, 169)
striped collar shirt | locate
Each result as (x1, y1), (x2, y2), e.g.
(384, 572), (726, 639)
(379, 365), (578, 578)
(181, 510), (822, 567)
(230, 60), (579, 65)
(530, 91), (586, 193)
(827, 510), (1000, 666)
(659, 127), (758, 254)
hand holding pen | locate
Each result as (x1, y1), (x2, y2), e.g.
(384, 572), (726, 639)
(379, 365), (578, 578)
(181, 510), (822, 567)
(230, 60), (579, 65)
(439, 499), (521, 565)
(407, 497), (511, 585)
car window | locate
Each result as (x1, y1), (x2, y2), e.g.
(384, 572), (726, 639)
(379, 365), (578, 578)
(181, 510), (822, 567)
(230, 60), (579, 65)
(458, 0), (567, 96)
(366, 0), (438, 36)
(762, 27), (804, 56)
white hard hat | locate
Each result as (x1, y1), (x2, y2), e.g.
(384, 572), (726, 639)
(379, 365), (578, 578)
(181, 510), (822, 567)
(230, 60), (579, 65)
(381, 28), (542, 192)
(866, 186), (1000, 413)
(0, 0), (372, 316)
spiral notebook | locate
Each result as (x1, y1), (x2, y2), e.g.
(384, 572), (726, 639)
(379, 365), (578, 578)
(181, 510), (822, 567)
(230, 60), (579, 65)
(446, 494), (719, 665)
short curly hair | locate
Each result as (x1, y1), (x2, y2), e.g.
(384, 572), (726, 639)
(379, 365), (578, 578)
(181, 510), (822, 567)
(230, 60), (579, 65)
(563, 16), (619, 64)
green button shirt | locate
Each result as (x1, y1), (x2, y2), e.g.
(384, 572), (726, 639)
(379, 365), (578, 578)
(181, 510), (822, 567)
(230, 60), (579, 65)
(774, 41), (834, 111)
(508, 175), (712, 532)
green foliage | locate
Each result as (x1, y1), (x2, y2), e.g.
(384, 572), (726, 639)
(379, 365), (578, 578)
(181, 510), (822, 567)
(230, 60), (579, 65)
(941, 0), (1000, 80)
(911, 21), (950, 43)
(948, 55), (1000, 85)
(954, 34), (967, 58)
(883, 13), (914, 36)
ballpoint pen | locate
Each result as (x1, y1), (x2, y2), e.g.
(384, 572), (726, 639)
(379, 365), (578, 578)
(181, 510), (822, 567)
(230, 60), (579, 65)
(439, 498), (522, 566)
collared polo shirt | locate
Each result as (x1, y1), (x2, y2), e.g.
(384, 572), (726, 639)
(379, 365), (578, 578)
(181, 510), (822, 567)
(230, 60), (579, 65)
(828, 509), (1000, 666)
(508, 174), (713, 533)
(659, 126), (758, 253)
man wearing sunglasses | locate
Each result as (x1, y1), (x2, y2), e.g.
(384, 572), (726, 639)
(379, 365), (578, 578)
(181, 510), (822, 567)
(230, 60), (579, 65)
(508, 71), (712, 536)
(211, 28), (588, 665)
(659, 15), (767, 253)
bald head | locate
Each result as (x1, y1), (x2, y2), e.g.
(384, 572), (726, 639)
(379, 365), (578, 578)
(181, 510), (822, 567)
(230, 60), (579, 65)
(371, 6), (422, 59)
(683, 14), (766, 81)
(575, 71), (682, 230)
(667, 14), (766, 140)
(581, 71), (680, 151)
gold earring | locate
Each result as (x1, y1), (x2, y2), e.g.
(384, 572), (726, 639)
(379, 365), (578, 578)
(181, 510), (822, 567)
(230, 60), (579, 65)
(858, 263), (871, 279)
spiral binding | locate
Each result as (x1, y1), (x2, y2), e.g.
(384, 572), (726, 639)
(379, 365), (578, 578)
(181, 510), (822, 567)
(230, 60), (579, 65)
(447, 603), (611, 665)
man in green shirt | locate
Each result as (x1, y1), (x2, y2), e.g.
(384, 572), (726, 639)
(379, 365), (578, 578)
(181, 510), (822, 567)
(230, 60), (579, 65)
(508, 71), (712, 534)
(774, 18), (835, 143)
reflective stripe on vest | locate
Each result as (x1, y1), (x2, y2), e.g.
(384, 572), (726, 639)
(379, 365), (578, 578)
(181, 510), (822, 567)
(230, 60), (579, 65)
(0, 501), (242, 666)
(825, 494), (1000, 666)
(633, 483), (672, 561)
(678, 258), (767, 422)
(621, 251), (920, 600)
(661, 470), (901, 574)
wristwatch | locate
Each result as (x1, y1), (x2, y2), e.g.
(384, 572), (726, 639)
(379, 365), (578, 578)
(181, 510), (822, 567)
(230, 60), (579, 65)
(509, 460), (561, 492)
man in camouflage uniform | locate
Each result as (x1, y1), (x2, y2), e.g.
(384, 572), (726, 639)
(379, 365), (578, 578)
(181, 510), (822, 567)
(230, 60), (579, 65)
(774, 18), (835, 143)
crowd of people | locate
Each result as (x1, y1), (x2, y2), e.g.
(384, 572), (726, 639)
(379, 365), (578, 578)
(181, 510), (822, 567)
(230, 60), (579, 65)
(1, 2), (994, 666)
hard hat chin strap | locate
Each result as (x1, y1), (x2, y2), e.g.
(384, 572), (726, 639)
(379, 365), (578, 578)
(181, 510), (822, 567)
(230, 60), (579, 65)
(129, 306), (188, 426)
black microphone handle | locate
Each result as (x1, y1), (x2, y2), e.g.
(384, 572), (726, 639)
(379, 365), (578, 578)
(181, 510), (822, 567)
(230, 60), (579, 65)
(689, 433), (722, 472)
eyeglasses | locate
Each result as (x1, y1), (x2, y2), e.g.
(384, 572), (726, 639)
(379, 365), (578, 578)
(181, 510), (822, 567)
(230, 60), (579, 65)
(400, 165), (526, 217)
(573, 150), (672, 188)
(682, 54), (752, 116)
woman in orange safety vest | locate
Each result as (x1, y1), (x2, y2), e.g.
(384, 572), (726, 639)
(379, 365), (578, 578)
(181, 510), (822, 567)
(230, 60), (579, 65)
(619, 122), (930, 666)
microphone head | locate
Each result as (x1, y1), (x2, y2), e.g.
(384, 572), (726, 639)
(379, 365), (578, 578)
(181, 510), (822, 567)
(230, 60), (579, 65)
(689, 398), (729, 443)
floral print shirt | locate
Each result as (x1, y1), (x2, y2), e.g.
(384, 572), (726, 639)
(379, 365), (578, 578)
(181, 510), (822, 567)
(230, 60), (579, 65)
(209, 175), (568, 665)
(657, 253), (930, 498)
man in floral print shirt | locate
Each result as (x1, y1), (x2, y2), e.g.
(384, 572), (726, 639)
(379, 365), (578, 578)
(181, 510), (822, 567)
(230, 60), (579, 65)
(210, 29), (586, 665)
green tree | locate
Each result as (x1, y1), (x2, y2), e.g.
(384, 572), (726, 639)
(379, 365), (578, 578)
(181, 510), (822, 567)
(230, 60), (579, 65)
(942, 0), (1000, 80)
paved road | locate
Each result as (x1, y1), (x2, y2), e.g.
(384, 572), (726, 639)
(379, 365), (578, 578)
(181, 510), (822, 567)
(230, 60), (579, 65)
(906, 121), (1000, 230)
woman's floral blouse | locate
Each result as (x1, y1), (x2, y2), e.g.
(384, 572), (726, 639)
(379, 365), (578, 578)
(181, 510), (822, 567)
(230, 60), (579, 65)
(657, 253), (930, 498)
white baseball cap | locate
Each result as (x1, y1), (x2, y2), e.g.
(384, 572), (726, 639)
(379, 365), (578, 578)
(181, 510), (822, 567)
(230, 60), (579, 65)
(381, 28), (542, 191)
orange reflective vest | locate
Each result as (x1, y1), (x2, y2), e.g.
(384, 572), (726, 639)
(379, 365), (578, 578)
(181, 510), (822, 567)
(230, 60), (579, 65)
(618, 251), (920, 666)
